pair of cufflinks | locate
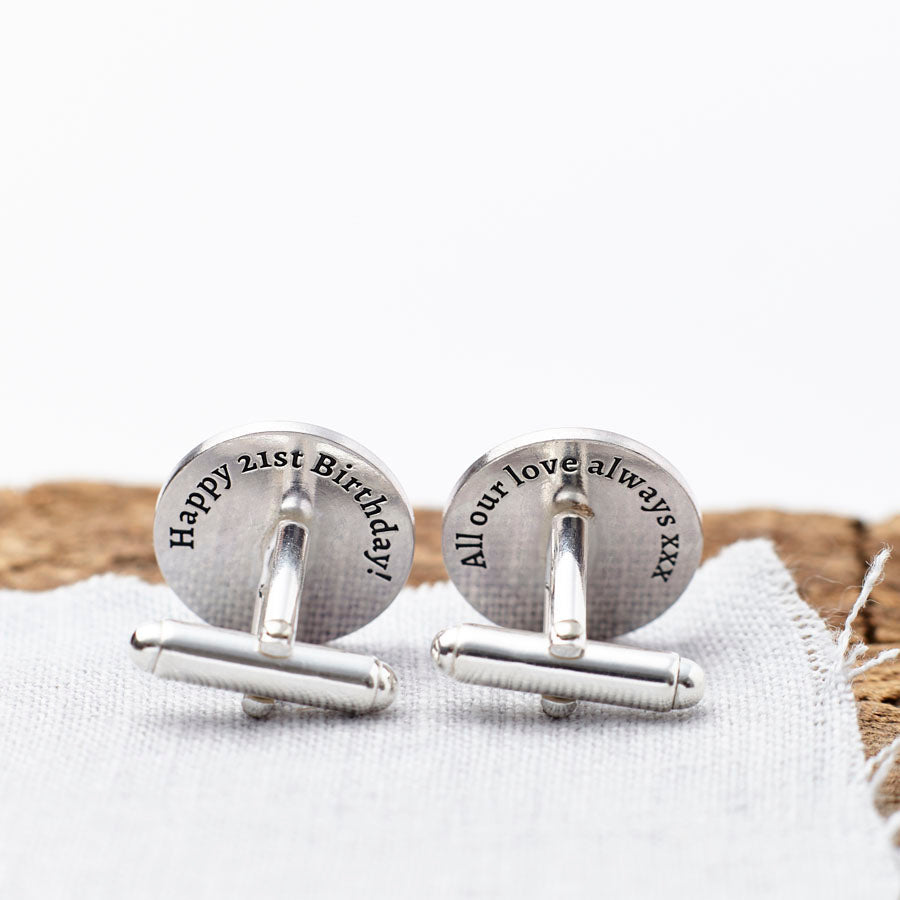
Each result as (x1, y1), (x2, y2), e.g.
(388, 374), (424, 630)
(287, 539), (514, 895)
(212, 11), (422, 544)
(131, 423), (704, 719)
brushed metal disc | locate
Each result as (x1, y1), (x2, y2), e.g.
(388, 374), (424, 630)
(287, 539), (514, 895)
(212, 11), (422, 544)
(442, 429), (702, 640)
(154, 422), (414, 643)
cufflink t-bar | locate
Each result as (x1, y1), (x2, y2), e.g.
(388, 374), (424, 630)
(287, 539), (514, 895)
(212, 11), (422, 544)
(433, 428), (705, 718)
(130, 423), (414, 717)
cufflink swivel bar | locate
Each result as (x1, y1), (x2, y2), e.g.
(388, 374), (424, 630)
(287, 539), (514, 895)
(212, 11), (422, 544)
(435, 429), (706, 718)
(130, 423), (415, 718)
(434, 498), (703, 717)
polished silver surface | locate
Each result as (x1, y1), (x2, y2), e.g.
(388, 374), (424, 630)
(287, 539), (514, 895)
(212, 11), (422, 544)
(254, 520), (308, 658)
(545, 511), (589, 660)
(132, 423), (413, 717)
(437, 429), (705, 717)
(541, 511), (589, 714)
(431, 625), (701, 711)
(132, 620), (397, 713)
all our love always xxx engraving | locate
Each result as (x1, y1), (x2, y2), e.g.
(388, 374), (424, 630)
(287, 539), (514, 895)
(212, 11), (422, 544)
(452, 451), (682, 584)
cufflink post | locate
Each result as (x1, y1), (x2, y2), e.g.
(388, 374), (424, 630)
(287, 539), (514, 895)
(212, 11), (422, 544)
(541, 507), (591, 717)
(240, 517), (309, 717)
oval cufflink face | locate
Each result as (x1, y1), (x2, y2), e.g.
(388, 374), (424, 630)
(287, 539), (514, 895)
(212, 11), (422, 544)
(442, 428), (702, 640)
(154, 422), (415, 643)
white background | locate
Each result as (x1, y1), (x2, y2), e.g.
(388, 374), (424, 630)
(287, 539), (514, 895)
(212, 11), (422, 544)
(1, 2), (898, 517)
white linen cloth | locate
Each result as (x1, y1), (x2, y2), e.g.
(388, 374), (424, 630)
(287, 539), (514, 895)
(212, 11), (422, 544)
(0, 540), (896, 899)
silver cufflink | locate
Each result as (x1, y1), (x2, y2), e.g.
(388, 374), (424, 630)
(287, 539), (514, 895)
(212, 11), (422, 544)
(130, 422), (414, 717)
(433, 428), (705, 717)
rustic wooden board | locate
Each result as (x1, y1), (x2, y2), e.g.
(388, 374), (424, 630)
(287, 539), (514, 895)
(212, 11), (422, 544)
(1, 484), (898, 815)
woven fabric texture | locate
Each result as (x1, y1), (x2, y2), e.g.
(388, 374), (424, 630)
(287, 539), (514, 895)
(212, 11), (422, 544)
(0, 540), (896, 899)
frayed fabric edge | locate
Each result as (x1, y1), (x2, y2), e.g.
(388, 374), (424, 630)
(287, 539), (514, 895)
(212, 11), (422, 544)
(831, 546), (900, 843)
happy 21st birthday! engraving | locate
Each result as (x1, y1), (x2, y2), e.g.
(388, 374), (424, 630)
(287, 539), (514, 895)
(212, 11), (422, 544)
(165, 449), (403, 582)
